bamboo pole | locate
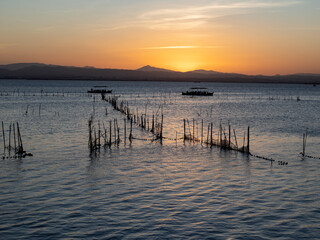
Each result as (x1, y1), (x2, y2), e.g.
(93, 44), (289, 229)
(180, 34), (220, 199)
(129, 118), (133, 144)
(109, 120), (112, 147)
(183, 119), (186, 141)
(114, 119), (117, 144)
(206, 123), (210, 145)
(8, 123), (11, 155)
(192, 119), (195, 142)
(124, 118), (127, 145)
(160, 114), (163, 144)
(228, 124), (231, 149)
(210, 122), (213, 145)
(13, 123), (16, 155)
(233, 129), (238, 149)
(2, 122), (6, 155)
(201, 119), (203, 144)
(247, 126), (250, 153)
(17, 122), (23, 154)
(98, 121), (101, 148)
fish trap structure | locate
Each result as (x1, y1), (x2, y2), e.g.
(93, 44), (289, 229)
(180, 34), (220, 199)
(1, 122), (33, 159)
(182, 118), (250, 154)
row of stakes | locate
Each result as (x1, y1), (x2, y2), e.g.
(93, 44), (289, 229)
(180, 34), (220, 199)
(91, 94), (318, 164)
(88, 94), (262, 159)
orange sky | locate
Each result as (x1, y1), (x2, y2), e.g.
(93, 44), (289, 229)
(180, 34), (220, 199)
(0, 0), (319, 75)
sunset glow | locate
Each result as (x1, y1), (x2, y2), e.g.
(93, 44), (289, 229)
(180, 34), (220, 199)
(0, 0), (319, 74)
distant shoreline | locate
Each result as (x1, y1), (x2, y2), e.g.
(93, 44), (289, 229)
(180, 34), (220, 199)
(1, 77), (319, 85)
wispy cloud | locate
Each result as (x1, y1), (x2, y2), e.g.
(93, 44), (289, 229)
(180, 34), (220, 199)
(96, 1), (302, 31)
(139, 0), (302, 30)
(140, 45), (223, 50)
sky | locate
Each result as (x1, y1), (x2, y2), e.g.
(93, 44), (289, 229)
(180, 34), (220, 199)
(0, 0), (319, 74)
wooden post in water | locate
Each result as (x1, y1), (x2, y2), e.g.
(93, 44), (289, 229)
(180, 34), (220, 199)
(210, 122), (213, 145)
(2, 122), (5, 155)
(233, 129), (238, 150)
(219, 124), (222, 146)
(109, 120), (112, 148)
(13, 123), (16, 155)
(8, 123), (11, 155)
(129, 118), (133, 144)
(228, 124), (231, 149)
(114, 119), (117, 144)
(302, 129), (308, 156)
(17, 122), (23, 154)
(192, 119), (195, 142)
(201, 119), (203, 145)
(206, 123), (210, 145)
(183, 119), (186, 141)
(124, 118), (127, 145)
(247, 126), (250, 153)
(160, 114), (163, 144)
(98, 121), (101, 148)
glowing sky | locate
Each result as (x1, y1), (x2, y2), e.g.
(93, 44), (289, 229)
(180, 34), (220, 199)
(0, 0), (319, 74)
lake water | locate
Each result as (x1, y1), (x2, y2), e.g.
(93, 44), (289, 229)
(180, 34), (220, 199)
(0, 79), (319, 239)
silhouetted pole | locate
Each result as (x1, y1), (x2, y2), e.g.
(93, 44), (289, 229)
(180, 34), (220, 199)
(2, 122), (5, 155)
(201, 119), (203, 144)
(228, 124), (231, 149)
(160, 114), (163, 144)
(183, 119), (186, 141)
(192, 119), (195, 142)
(124, 118), (127, 145)
(247, 126), (250, 153)
(109, 120), (112, 148)
(210, 122), (213, 145)
(233, 129), (238, 149)
(129, 118), (133, 144)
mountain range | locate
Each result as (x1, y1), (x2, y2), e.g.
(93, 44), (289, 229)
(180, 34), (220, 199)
(0, 63), (319, 84)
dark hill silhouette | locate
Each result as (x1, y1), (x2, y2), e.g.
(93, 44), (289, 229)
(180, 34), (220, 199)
(0, 63), (319, 84)
(137, 65), (175, 72)
(188, 69), (222, 75)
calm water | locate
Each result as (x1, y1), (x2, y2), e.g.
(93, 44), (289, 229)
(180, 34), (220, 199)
(0, 79), (319, 239)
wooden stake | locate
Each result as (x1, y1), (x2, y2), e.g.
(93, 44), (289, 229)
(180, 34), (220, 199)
(192, 119), (195, 142)
(109, 120), (112, 147)
(201, 119), (203, 144)
(2, 122), (5, 155)
(124, 118), (127, 145)
(210, 122), (213, 145)
(183, 119), (186, 141)
(233, 129), (238, 149)
(228, 124), (231, 149)
(247, 126), (250, 153)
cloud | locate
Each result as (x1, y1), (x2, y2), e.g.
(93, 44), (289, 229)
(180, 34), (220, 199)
(139, 0), (302, 30)
(96, 1), (302, 31)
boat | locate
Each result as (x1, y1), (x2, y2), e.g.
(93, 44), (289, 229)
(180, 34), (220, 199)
(87, 86), (112, 94)
(182, 88), (213, 96)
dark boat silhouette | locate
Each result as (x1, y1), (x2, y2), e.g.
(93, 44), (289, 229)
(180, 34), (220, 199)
(182, 88), (213, 96)
(88, 86), (112, 94)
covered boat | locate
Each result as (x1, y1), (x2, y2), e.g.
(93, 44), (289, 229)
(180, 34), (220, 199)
(88, 86), (112, 94)
(182, 88), (213, 96)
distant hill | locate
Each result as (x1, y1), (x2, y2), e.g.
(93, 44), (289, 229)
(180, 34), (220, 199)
(137, 65), (175, 72)
(0, 63), (53, 71)
(0, 63), (319, 84)
(188, 69), (222, 75)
